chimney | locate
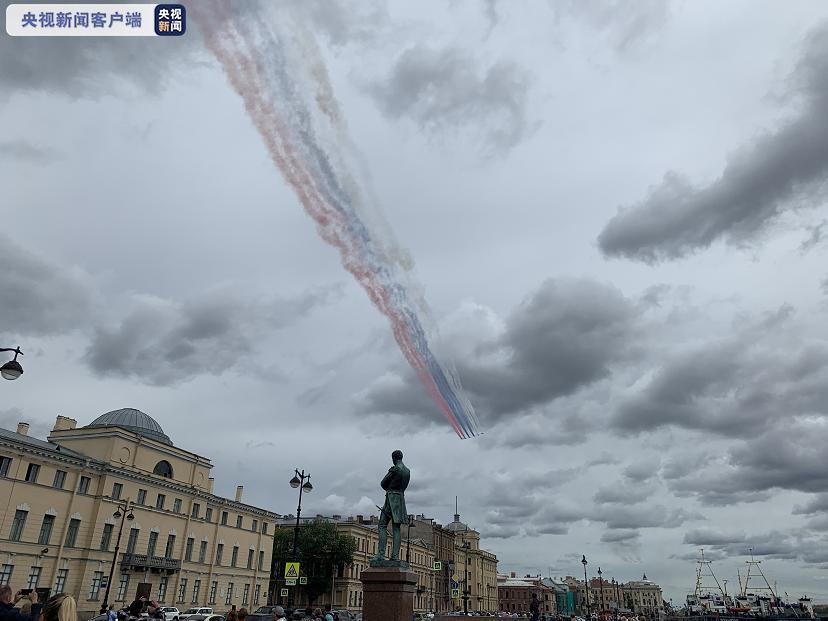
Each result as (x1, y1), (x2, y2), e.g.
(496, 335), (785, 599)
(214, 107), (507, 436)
(235, 485), (243, 502)
(16, 422), (29, 436)
(511, 572), (516, 578)
(356, 515), (363, 524)
(52, 416), (77, 432)
(208, 477), (215, 493)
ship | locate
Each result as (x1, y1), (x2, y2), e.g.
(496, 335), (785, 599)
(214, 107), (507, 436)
(683, 548), (815, 620)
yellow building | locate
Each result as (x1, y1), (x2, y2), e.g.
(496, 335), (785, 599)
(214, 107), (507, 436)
(444, 513), (499, 614)
(0, 410), (278, 618)
(622, 575), (663, 618)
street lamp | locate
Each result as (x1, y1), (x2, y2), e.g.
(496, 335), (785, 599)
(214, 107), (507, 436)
(288, 468), (312, 609)
(612, 578), (619, 620)
(0, 347), (23, 380)
(100, 499), (135, 614)
(582, 555), (590, 619)
(598, 567), (604, 619)
(462, 540), (471, 616)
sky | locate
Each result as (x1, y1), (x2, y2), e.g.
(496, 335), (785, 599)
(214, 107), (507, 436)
(3, 0), (828, 605)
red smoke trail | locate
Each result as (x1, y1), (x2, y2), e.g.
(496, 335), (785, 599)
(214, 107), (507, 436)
(196, 4), (466, 437)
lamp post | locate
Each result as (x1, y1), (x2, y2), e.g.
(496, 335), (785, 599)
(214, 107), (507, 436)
(582, 555), (590, 619)
(598, 567), (604, 619)
(100, 499), (135, 614)
(612, 578), (619, 620)
(0, 347), (23, 380)
(288, 469), (312, 610)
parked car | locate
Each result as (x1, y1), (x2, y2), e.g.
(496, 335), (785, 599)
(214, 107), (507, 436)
(159, 607), (180, 621)
(247, 606), (289, 621)
(179, 608), (213, 620)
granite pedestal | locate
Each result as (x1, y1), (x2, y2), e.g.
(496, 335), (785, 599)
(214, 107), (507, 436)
(360, 562), (417, 621)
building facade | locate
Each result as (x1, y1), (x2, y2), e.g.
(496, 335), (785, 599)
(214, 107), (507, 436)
(445, 513), (499, 614)
(562, 574), (663, 618)
(622, 575), (663, 617)
(0, 410), (278, 618)
(498, 574), (556, 616)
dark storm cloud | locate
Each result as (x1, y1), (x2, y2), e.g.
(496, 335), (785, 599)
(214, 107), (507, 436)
(593, 482), (656, 506)
(599, 505), (698, 530)
(0, 0), (203, 98)
(623, 459), (660, 482)
(0, 234), (95, 336)
(367, 44), (536, 152)
(683, 529), (746, 546)
(0, 140), (60, 164)
(597, 23), (828, 262)
(601, 529), (640, 544)
(793, 494), (828, 515)
(611, 308), (828, 438)
(84, 285), (340, 385)
(359, 278), (639, 428)
(683, 530), (805, 561)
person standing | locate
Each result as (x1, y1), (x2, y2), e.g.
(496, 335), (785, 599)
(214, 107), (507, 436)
(530, 593), (541, 621)
(271, 606), (286, 621)
(323, 605), (334, 621)
(0, 588), (40, 621)
(40, 594), (76, 621)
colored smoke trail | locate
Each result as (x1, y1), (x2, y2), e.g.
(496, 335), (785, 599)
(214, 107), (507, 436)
(194, 2), (480, 438)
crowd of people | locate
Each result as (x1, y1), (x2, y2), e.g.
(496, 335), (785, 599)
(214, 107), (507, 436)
(0, 587), (77, 621)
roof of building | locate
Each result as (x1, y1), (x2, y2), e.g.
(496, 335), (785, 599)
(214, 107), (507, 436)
(0, 427), (86, 459)
(445, 512), (472, 533)
(85, 408), (173, 445)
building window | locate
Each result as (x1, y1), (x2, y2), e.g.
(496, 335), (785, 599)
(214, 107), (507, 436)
(52, 470), (67, 489)
(198, 541), (207, 564)
(78, 476), (91, 494)
(25, 463), (40, 483)
(173, 498), (182, 513)
(208, 581), (217, 605)
(112, 482), (123, 500)
(26, 567), (41, 590)
(261, 523), (267, 535)
(126, 528), (140, 554)
(147, 531), (158, 557)
(54, 568), (68, 593)
(251, 519), (257, 532)
(117, 574), (129, 601)
(253, 584), (260, 605)
(215, 543), (224, 565)
(10, 510), (28, 542)
(101, 523), (114, 551)
(0, 565), (13, 585)
(137, 489), (147, 505)
(156, 494), (166, 510)
(192, 579), (201, 604)
(38, 515), (55, 545)
(165, 534), (176, 558)
(257, 551), (264, 571)
(220, 512), (228, 526)
(225, 583), (234, 605)
(153, 460), (173, 478)
(185, 538), (194, 562)
(0, 456), (11, 477)
(191, 503), (200, 519)
(65, 518), (80, 547)
(235, 515), (242, 529)
(178, 578), (188, 604)
(159, 576), (169, 602)
(242, 584), (250, 606)
(89, 571), (103, 599)
(246, 549), (254, 570)
(231, 546), (238, 568)
(205, 508), (213, 522)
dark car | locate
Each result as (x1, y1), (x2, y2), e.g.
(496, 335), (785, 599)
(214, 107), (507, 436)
(246, 606), (282, 621)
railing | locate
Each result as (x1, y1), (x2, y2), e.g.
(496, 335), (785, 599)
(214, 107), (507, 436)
(120, 553), (181, 572)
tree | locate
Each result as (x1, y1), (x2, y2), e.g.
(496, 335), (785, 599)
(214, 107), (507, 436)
(272, 519), (357, 606)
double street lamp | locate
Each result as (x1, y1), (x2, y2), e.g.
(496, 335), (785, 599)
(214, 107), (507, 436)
(100, 499), (135, 614)
(582, 555), (590, 618)
(288, 469), (313, 609)
(0, 347), (24, 380)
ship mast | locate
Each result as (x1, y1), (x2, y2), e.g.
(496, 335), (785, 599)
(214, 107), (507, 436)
(742, 548), (779, 607)
(695, 549), (727, 599)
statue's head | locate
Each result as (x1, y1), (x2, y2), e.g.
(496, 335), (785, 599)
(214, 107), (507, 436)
(392, 449), (403, 463)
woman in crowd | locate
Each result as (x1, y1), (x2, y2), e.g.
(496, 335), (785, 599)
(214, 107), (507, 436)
(41, 594), (76, 621)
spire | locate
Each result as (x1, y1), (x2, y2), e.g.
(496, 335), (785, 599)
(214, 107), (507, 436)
(643, 573), (648, 581)
(454, 496), (460, 522)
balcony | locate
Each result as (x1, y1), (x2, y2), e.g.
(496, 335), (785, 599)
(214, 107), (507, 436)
(120, 553), (181, 574)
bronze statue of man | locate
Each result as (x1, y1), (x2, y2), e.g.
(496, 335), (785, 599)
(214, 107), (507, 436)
(373, 449), (410, 562)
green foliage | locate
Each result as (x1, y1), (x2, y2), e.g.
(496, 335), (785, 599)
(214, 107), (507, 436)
(272, 518), (358, 605)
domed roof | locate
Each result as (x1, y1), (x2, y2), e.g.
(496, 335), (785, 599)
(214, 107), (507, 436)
(86, 408), (172, 445)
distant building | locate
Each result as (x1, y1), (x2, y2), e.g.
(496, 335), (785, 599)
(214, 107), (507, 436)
(622, 574), (663, 618)
(0, 410), (277, 618)
(498, 573), (556, 616)
(561, 573), (663, 618)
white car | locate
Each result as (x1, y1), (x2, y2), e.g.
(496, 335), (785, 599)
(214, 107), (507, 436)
(179, 608), (213, 620)
(160, 608), (180, 621)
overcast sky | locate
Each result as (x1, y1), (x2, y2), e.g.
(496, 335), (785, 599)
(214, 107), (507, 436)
(3, 0), (828, 604)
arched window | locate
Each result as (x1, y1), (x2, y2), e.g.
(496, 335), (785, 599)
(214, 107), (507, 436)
(153, 460), (173, 478)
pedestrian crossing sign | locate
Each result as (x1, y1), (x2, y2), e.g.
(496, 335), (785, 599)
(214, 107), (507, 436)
(433, 561), (442, 571)
(299, 576), (308, 585)
(280, 589), (288, 597)
(451, 588), (460, 598)
(285, 562), (300, 578)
